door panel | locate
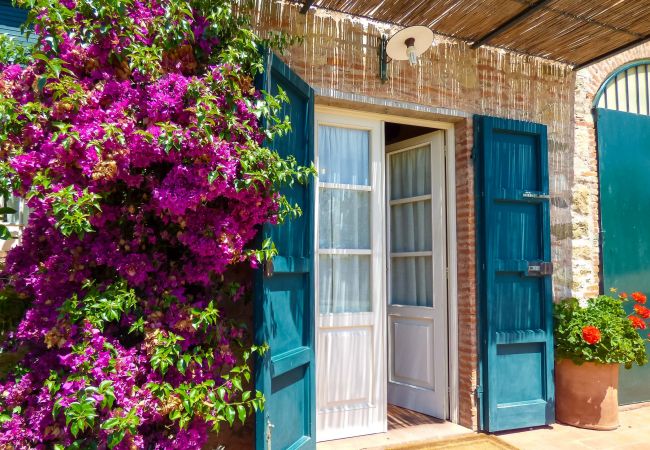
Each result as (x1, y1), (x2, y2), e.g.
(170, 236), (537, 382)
(596, 108), (650, 404)
(386, 132), (447, 419)
(475, 115), (554, 432)
(315, 113), (386, 441)
(254, 51), (315, 450)
(390, 313), (435, 390)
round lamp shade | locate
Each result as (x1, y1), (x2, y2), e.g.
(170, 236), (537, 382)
(386, 26), (434, 61)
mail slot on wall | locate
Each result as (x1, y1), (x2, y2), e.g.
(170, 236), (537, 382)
(526, 261), (553, 277)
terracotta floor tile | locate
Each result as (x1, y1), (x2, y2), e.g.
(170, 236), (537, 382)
(613, 444), (649, 450)
(494, 407), (650, 450)
(577, 436), (641, 449)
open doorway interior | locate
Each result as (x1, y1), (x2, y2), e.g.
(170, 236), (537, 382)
(384, 122), (448, 429)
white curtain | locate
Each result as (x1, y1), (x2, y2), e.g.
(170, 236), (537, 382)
(391, 257), (433, 306)
(318, 125), (372, 314)
(390, 145), (431, 199)
(391, 201), (432, 252)
(390, 145), (434, 307)
(319, 255), (371, 313)
(319, 126), (369, 185)
(319, 188), (370, 249)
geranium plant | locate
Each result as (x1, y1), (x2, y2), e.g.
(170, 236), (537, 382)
(0, 0), (311, 448)
(554, 290), (650, 369)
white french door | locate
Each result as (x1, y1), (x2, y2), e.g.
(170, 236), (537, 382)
(315, 112), (386, 441)
(386, 132), (448, 419)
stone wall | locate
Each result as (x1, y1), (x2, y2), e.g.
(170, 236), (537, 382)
(251, 0), (578, 431)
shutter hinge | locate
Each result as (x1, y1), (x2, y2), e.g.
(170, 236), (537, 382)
(475, 385), (483, 401)
(266, 417), (275, 449)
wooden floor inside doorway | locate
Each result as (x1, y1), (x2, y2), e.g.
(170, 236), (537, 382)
(388, 404), (444, 430)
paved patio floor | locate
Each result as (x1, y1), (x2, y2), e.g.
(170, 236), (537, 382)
(497, 404), (650, 450)
(317, 404), (650, 449)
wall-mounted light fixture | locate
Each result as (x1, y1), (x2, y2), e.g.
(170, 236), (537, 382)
(379, 26), (434, 82)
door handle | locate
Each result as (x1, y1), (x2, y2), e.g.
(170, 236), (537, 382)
(526, 261), (553, 277)
(522, 191), (550, 200)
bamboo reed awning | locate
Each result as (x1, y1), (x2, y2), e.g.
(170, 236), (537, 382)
(295, 0), (650, 68)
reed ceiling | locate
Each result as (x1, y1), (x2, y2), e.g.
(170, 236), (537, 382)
(294, 0), (650, 68)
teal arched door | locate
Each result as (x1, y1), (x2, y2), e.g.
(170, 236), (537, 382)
(595, 60), (650, 404)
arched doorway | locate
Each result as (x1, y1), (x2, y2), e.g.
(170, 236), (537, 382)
(595, 59), (650, 405)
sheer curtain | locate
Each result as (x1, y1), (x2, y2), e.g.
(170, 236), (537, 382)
(389, 145), (434, 307)
(319, 189), (369, 250)
(318, 126), (369, 185)
(390, 145), (430, 199)
(318, 126), (372, 314)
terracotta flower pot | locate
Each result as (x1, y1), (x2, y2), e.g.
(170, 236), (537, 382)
(555, 358), (619, 430)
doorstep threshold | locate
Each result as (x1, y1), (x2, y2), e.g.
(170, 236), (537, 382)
(316, 421), (473, 450)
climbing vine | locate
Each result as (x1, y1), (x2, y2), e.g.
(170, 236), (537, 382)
(0, 0), (310, 448)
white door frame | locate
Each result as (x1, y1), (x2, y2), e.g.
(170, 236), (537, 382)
(314, 105), (460, 426)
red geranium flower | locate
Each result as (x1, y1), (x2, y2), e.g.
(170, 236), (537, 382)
(629, 315), (646, 329)
(582, 326), (601, 345)
(634, 304), (650, 319)
(620, 292), (628, 299)
(632, 292), (647, 304)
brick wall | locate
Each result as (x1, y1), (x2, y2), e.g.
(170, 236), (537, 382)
(251, 0), (578, 431)
(454, 118), (478, 428)
(573, 43), (650, 300)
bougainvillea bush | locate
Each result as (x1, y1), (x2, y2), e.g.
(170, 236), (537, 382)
(0, 0), (311, 447)
(554, 290), (650, 369)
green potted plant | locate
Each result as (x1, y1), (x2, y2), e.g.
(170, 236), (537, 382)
(553, 290), (650, 430)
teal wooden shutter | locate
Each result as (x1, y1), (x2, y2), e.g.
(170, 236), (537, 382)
(475, 115), (555, 432)
(596, 108), (650, 404)
(1, 0), (31, 227)
(0, 0), (30, 43)
(254, 51), (315, 450)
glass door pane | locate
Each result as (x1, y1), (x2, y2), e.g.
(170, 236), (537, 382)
(318, 126), (369, 185)
(389, 144), (434, 307)
(319, 188), (370, 249)
(317, 125), (372, 314)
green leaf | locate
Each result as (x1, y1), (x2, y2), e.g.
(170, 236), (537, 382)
(236, 404), (246, 424)
(0, 225), (11, 240)
(217, 386), (226, 401)
(182, 398), (192, 414)
(224, 405), (235, 426)
(107, 430), (126, 449)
